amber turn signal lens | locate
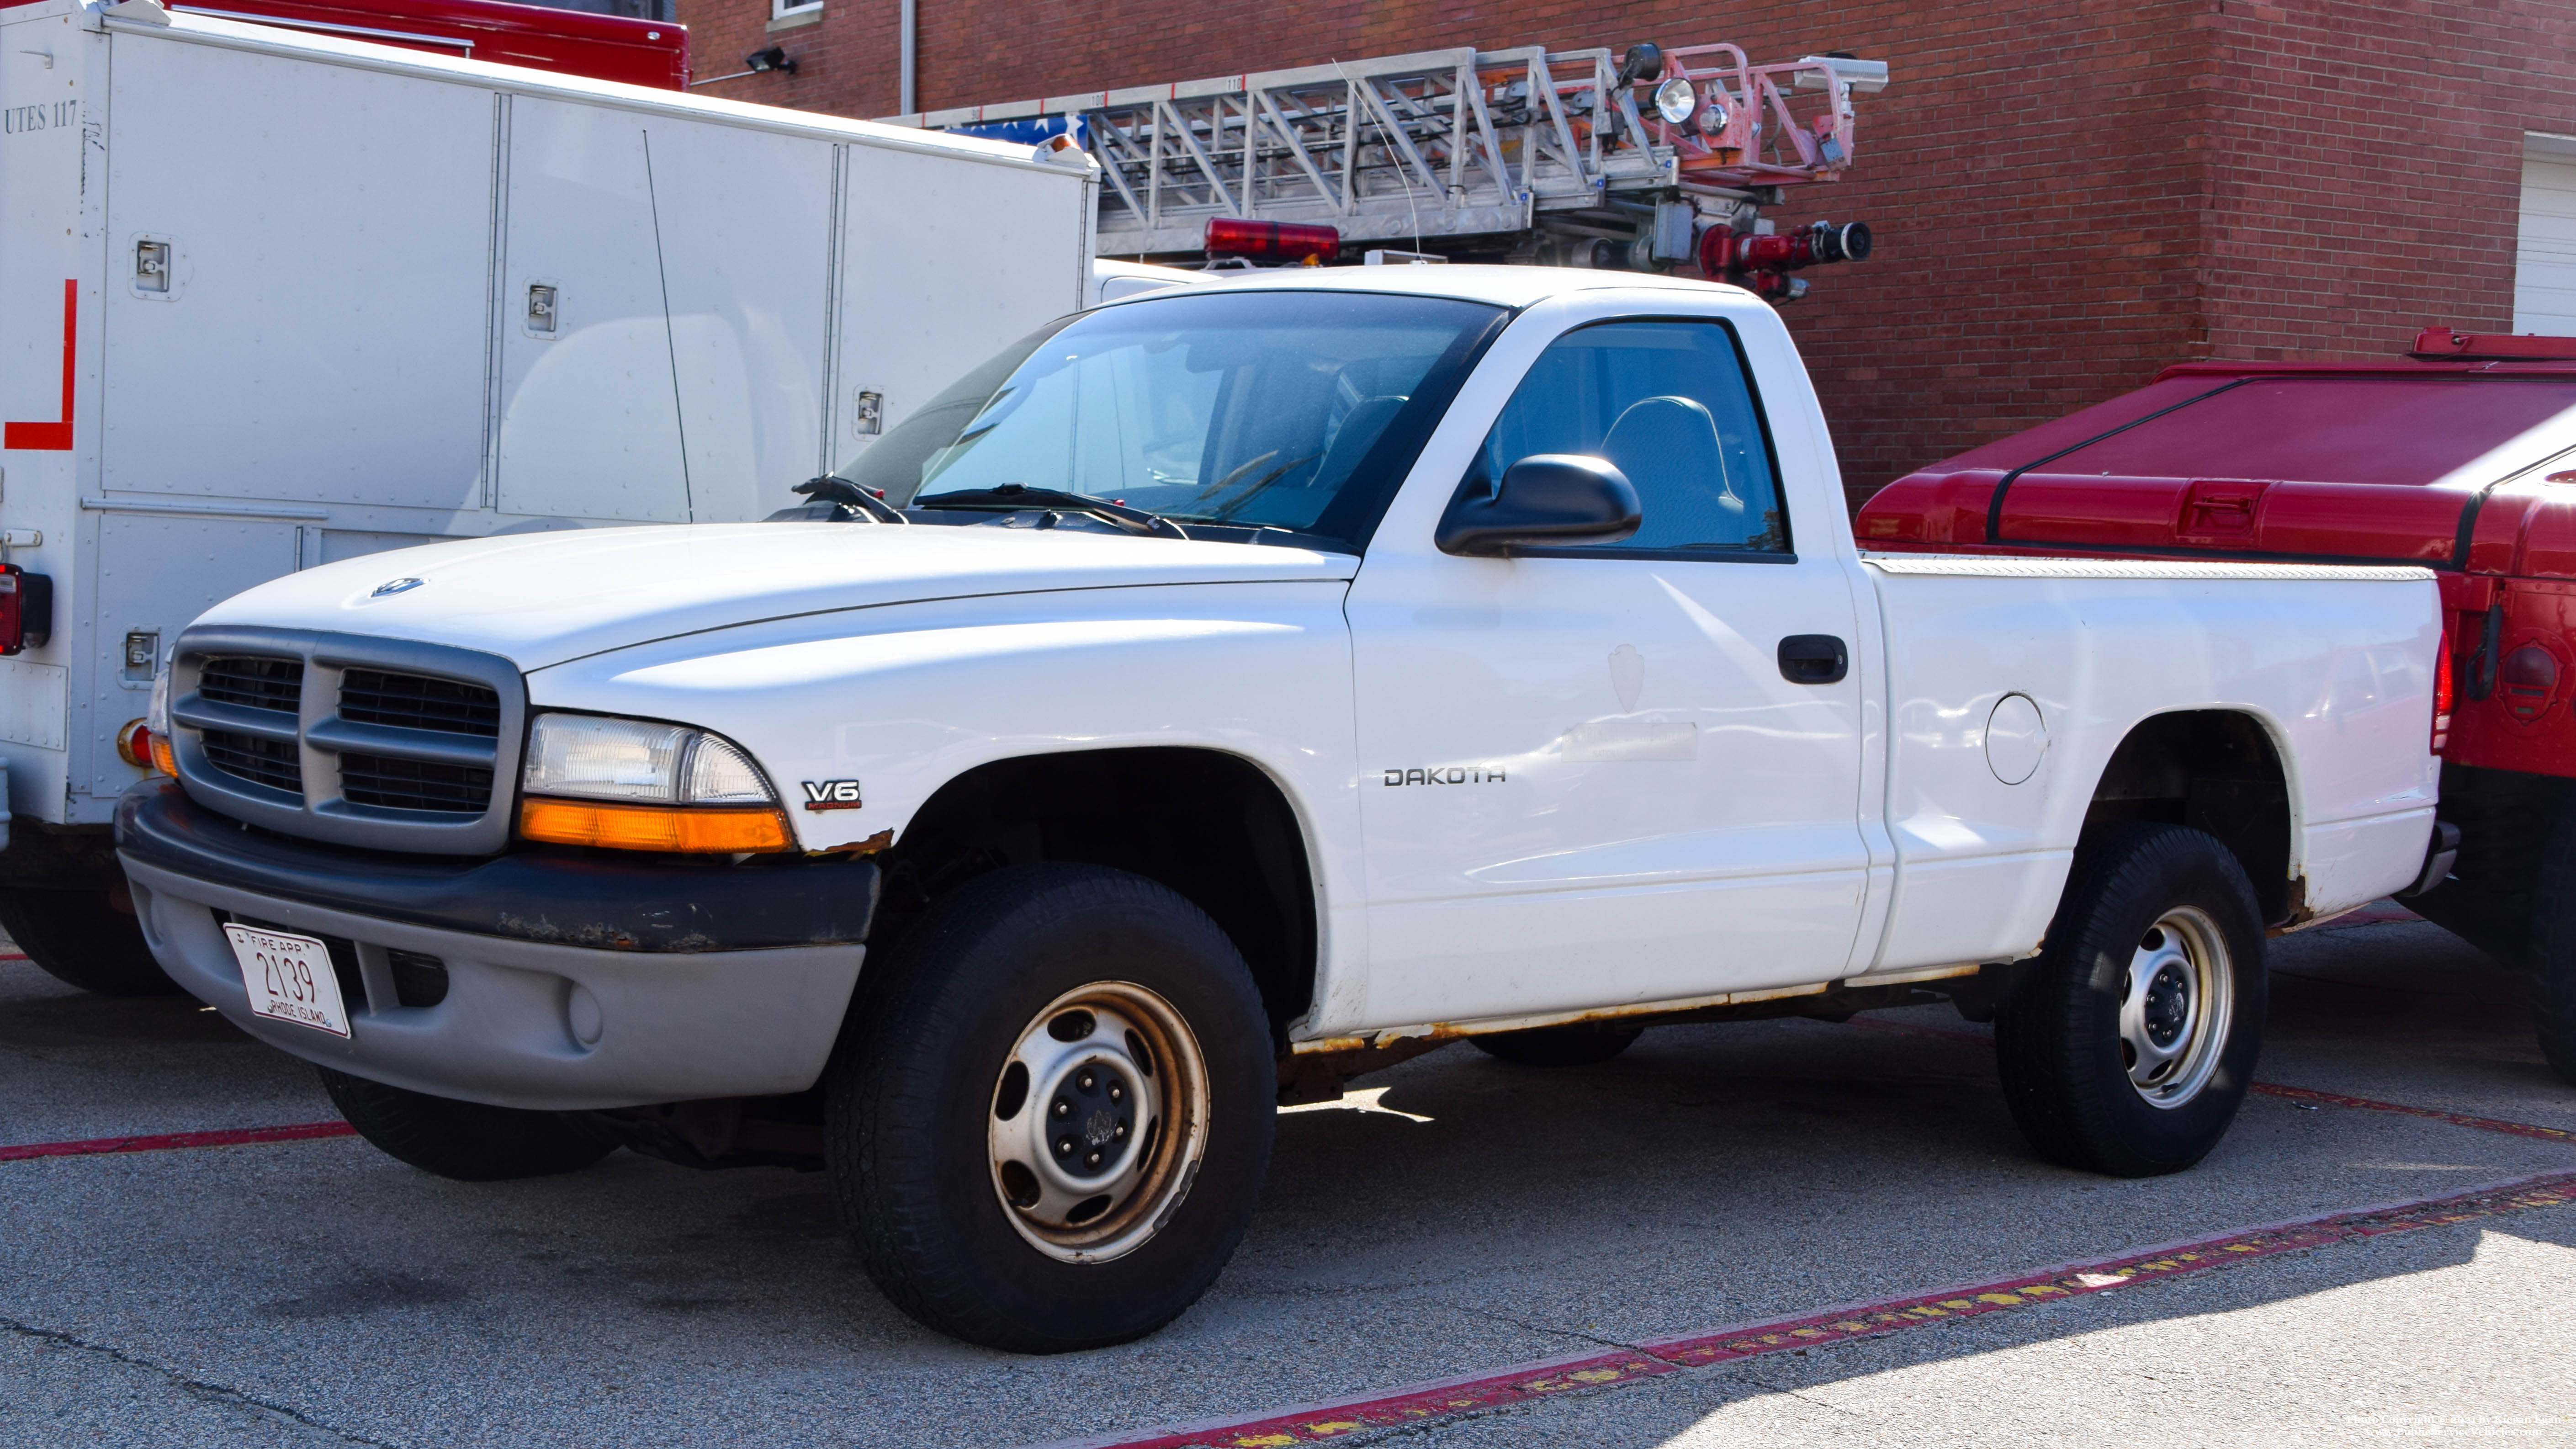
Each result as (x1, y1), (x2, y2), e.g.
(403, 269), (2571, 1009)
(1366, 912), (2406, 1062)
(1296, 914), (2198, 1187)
(519, 797), (791, 853)
(148, 732), (177, 778)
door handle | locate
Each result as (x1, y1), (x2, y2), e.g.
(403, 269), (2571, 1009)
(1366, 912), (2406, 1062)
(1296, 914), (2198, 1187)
(1777, 634), (1848, 685)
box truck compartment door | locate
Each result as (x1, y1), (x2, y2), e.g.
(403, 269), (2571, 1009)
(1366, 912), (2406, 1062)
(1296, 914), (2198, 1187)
(494, 98), (691, 525)
(627, 122), (834, 525)
(85, 513), (297, 799)
(100, 38), (491, 511)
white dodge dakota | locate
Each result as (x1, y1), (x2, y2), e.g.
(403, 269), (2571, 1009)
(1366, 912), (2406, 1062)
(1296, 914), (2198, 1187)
(117, 267), (2449, 1353)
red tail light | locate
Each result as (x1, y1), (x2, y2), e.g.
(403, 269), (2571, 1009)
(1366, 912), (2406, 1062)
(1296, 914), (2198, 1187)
(1204, 218), (1340, 262)
(0, 565), (51, 655)
(2433, 628), (2454, 754)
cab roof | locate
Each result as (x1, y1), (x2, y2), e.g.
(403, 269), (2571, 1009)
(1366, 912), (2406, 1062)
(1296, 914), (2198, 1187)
(1119, 263), (1754, 311)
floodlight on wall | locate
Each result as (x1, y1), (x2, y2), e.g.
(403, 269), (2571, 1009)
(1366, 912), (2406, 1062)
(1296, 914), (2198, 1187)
(686, 46), (799, 85)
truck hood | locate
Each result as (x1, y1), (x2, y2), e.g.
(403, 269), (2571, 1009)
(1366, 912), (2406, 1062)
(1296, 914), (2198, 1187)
(194, 522), (1360, 671)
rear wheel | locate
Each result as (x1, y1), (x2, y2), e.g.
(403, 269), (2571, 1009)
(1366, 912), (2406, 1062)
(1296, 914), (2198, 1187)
(828, 863), (1274, 1353)
(1996, 823), (2266, 1176)
(1470, 1022), (1643, 1067)
(0, 883), (178, 997)
(318, 1067), (615, 1181)
(2523, 802), (2576, 1086)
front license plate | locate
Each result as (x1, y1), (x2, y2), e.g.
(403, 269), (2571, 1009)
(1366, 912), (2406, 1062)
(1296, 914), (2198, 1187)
(224, 924), (351, 1039)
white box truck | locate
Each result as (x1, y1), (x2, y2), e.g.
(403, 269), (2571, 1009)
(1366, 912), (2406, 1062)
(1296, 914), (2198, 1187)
(0, 0), (1099, 991)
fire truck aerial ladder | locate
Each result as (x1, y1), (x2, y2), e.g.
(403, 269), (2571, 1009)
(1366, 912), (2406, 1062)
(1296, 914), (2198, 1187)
(888, 40), (1889, 302)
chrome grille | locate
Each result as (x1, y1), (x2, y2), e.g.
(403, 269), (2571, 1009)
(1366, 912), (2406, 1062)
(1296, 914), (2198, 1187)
(170, 627), (525, 856)
(339, 669), (500, 738)
(201, 729), (302, 794)
(339, 754), (494, 814)
(199, 657), (303, 714)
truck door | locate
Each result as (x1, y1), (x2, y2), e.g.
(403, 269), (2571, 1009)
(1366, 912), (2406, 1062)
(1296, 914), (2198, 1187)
(493, 98), (694, 524)
(1345, 313), (1868, 1029)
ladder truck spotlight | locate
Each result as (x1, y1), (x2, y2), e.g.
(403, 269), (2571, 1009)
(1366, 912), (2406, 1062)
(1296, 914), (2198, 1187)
(896, 39), (1892, 304)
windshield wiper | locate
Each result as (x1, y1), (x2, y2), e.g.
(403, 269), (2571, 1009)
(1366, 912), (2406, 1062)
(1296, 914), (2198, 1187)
(913, 484), (1190, 539)
(791, 476), (908, 523)
(1205, 454), (1319, 522)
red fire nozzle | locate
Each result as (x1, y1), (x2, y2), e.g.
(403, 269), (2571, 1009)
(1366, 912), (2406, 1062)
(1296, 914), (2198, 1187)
(1698, 219), (1873, 276)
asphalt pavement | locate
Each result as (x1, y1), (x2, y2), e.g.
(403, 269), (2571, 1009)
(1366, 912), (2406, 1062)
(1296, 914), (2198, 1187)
(1, 908), (2571, 1447)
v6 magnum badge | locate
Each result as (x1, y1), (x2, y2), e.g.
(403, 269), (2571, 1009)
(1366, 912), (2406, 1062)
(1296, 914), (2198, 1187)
(800, 779), (864, 811)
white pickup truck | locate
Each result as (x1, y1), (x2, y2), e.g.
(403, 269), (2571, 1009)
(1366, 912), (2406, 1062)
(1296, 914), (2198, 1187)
(115, 267), (2447, 1353)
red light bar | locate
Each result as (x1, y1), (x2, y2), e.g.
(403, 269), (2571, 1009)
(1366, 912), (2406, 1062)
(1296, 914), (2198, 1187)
(1204, 218), (1340, 262)
(2410, 327), (2576, 361)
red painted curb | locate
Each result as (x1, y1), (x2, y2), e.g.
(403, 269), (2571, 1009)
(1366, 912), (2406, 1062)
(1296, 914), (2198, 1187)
(0, 1121), (355, 1162)
(1034, 1168), (2576, 1449)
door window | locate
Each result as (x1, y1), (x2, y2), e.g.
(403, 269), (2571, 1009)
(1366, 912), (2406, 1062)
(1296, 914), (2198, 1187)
(1473, 320), (1787, 554)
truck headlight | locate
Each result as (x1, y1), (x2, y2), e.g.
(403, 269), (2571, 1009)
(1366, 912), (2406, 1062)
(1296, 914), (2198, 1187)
(518, 713), (791, 853)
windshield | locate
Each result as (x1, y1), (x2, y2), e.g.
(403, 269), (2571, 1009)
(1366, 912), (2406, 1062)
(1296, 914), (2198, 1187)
(837, 290), (1506, 549)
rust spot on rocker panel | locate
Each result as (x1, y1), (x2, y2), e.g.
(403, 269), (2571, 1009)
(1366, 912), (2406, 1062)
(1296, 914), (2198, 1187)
(1278, 1038), (1452, 1105)
(2269, 875), (2314, 936)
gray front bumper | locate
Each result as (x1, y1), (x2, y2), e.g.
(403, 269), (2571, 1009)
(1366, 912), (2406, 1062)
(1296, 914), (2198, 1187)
(123, 856), (865, 1112)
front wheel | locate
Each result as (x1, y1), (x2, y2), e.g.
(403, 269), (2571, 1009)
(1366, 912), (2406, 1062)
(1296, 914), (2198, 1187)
(1996, 823), (2267, 1176)
(318, 1067), (616, 1181)
(828, 863), (1275, 1353)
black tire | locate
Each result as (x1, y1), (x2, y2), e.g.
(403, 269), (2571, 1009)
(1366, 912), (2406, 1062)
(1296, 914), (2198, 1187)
(1995, 822), (2267, 1177)
(0, 883), (179, 997)
(2524, 799), (2576, 1086)
(317, 1066), (616, 1182)
(828, 863), (1275, 1354)
(1470, 1022), (1643, 1067)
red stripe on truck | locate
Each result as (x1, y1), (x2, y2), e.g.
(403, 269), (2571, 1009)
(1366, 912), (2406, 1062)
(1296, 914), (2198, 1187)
(3, 280), (74, 451)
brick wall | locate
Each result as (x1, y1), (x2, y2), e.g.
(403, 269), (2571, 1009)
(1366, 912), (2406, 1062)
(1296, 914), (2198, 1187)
(2197, 0), (2576, 362)
(678, 1), (893, 122)
(677, 0), (2563, 508)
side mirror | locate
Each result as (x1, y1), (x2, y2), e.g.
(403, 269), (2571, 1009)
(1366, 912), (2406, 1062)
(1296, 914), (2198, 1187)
(1435, 455), (1642, 557)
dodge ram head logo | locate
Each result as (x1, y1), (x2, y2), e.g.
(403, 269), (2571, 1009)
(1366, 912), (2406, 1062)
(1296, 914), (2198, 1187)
(800, 779), (864, 810)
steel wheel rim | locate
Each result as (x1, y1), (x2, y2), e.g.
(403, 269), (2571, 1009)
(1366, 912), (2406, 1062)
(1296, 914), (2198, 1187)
(2118, 905), (2232, 1109)
(987, 981), (1210, 1264)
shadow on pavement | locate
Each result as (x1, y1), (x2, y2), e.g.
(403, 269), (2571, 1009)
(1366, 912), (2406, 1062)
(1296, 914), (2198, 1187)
(0, 918), (2568, 1449)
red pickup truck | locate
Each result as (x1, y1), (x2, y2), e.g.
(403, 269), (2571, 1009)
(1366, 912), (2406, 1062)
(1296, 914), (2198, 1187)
(1856, 328), (2576, 1083)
